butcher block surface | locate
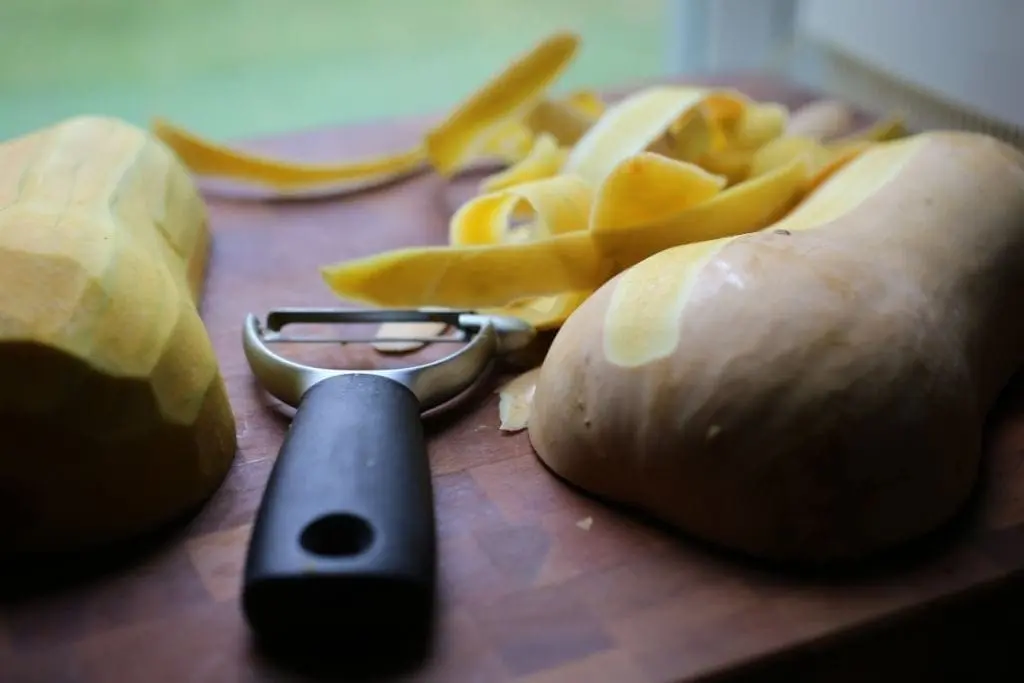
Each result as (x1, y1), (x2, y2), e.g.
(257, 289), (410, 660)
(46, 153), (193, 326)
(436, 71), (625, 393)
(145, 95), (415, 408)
(4, 75), (1024, 683)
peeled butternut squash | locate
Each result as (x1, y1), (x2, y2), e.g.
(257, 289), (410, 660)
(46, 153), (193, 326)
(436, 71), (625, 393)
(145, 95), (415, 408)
(528, 131), (1024, 563)
(0, 116), (237, 553)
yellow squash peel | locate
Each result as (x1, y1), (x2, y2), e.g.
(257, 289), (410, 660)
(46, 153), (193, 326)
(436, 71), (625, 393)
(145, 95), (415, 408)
(154, 33), (905, 348)
(149, 118), (427, 194)
(322, 231), (609, 309)
(479, 133), (568, 193)
(424, 31), (581, 176)
(152, 32), (587, 194)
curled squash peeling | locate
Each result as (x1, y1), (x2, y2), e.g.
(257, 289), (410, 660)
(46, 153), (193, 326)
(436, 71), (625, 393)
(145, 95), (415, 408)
(729, 102), (789, 150)
(153, 32), (905, 346)
(589, 157), (811, 267)
(450, 175), (593, 245)
(694, 102), (790, 185)
(322, 231), (610, 308)
(321, 82), (862, 327)
(152, 31), (586, 193)
(562, 91), (606, 119)
(479, 120), (537, 165)
(423, 32), (581, 176)
(480, 133), (568, 193)
(564, 87), (747, 187)
(591, 153), (726, 233)
(150, 118), (429, 196)
(324, 129), (811, 307)
(324, 174), (605, 315)
(525, 95), (603, 147)
(749, 110), (907, 193)
(446, 175), (597, 328)
(750, 136), (870, 191)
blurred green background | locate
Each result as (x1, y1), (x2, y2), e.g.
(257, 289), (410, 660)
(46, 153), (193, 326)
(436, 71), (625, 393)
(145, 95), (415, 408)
(0, 0), (668, 141)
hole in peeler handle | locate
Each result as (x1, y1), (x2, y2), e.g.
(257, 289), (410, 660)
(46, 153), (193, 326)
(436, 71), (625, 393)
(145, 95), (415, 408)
(300, 513), (375, 557)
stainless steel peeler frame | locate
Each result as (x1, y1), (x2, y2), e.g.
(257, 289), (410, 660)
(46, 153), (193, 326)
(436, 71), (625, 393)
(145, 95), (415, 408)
(241, 307), (535, 412)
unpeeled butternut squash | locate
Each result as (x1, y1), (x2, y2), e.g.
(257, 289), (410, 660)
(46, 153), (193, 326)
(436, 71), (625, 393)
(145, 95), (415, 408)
(528, 131), (1024, 563)
(0, 116), (237, 553)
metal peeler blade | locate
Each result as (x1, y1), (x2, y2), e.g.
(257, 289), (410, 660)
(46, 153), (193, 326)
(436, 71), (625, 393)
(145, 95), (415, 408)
(242, 306), (535, 410)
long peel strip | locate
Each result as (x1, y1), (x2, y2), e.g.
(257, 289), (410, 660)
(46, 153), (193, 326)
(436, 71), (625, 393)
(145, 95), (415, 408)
(321, 231), (610, 309)
(479, 133), (568, 193)
(424, 31), (581, 176)
(150, 118), (427, 192)
(564, 86), (748, 187)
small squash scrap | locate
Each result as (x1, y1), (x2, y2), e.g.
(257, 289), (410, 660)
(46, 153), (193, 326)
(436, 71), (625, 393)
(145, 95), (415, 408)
(528, 131), (1024, 563)
(0, 116), (237, 553)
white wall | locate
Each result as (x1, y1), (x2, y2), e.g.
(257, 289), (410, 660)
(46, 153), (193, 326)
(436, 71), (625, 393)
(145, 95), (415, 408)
(666, 0), (801, 75)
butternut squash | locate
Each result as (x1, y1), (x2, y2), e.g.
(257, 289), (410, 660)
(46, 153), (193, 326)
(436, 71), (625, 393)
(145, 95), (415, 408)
(0, 116), (237, 553)
(528, 131), (1024, 563)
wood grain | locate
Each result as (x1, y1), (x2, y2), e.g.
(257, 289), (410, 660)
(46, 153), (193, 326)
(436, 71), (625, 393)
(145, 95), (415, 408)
(3, 74), (1024, 682)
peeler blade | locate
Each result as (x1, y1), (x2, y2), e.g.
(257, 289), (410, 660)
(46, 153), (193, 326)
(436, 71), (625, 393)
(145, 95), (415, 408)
(242, 306), (536, 410)
(258, 306), (534, 352)
(264, 307), (471, 333)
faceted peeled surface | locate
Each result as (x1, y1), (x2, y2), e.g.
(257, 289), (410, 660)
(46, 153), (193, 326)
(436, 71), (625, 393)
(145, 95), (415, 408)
(0, 116), (236, 553)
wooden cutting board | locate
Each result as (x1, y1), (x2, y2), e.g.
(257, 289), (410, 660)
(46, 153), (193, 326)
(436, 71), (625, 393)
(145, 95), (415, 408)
(4, 75), (1024, 683)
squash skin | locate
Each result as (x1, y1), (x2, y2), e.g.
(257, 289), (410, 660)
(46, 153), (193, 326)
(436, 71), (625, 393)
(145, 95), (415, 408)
(0, 116), (237, 553)
(528, 131), (1024, 563)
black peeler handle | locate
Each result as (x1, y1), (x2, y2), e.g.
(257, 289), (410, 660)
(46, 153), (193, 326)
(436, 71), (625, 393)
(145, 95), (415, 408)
(242, 373), (436, 650)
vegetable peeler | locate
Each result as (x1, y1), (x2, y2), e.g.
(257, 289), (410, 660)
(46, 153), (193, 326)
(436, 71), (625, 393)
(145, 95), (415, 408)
(239, 307), (535, 649)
